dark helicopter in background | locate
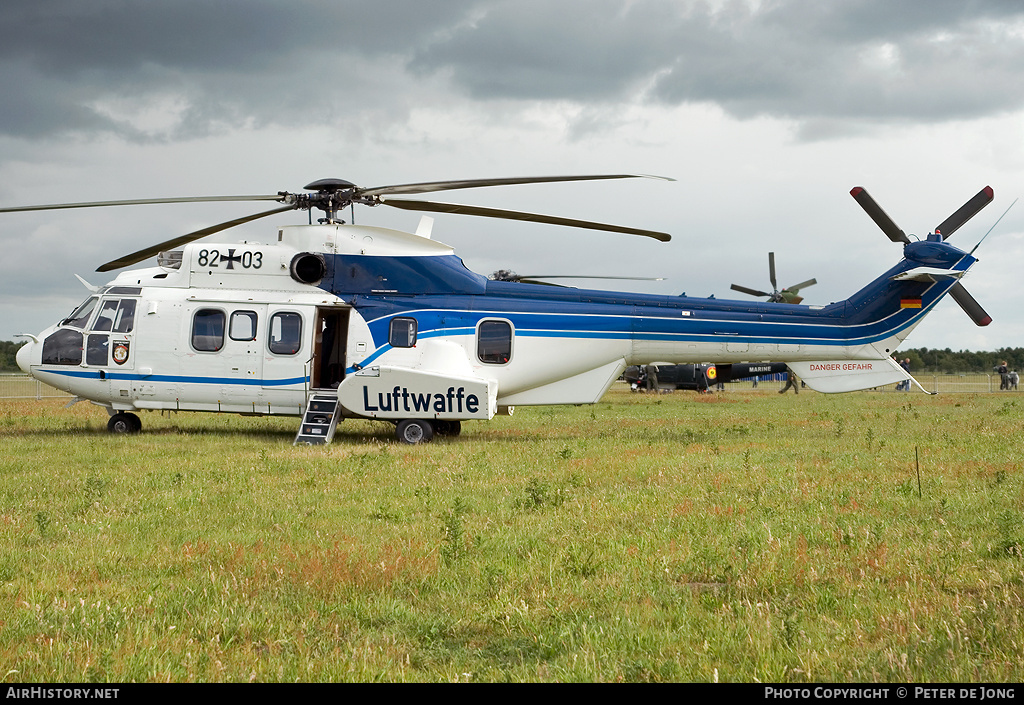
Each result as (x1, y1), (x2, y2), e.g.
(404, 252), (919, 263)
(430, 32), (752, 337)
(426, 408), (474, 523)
(622, 361), (788, 392)
(620, 251), (807, 392)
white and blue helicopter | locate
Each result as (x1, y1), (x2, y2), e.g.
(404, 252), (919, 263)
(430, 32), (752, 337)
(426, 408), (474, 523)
(5, 175), (996, 444)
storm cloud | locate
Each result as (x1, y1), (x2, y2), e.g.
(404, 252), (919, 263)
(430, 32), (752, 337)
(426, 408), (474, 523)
(3, 0), (1023, 142)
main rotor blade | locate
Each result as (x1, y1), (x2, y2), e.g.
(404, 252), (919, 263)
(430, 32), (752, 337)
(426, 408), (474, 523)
(378, 197), (671, 241)
(850, 187), (910, 244)
(935, 186), (994, 240)
(360, 174), (673, 198)
(948, 281), (992, 326)
(0, 194), (283, 214)
(768, 252), (777, 291)
(96, 204), (295, 272)
(731, 284), (771, 298)
(787, 278), (817, 291)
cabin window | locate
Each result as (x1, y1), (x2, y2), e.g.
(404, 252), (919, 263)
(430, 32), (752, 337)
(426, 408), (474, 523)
(42, 329), (83, 366)
(269, 312), (302, 355)
(192, 309), (226, 352)
(63, 297), (98, 329)
(230, 311), (258, 341)
(389, 317), (417, 348)
(477, 319), (513, 364)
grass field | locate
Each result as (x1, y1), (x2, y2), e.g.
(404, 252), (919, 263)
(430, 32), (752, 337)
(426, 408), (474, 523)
(1, 385), (1022, 682)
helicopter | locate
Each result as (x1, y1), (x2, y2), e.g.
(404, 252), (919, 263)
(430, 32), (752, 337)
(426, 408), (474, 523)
(731, 252), (817, 304)
(6, 175), (997, 444)
(621, 362), (788, 392)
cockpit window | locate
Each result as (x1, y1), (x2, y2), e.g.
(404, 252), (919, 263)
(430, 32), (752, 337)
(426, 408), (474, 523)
(42, 329), (83, 365)
(63, 297), (97, 329)
(92, 300), (119, 331)
(112, 299), (136, 333)
(91, 299), (137, 333)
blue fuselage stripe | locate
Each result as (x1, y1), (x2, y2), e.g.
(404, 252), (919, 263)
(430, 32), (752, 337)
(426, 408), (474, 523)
(39, 369), (307, 386)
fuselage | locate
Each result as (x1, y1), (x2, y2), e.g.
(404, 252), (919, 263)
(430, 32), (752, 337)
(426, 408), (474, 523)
(16, 223), (973, 420)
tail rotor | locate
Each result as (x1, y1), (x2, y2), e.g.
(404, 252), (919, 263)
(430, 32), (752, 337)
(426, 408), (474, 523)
(850, 186), (995, 326)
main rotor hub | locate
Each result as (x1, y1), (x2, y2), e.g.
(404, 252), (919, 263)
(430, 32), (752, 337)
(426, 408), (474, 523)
(294, 178), (366, 224)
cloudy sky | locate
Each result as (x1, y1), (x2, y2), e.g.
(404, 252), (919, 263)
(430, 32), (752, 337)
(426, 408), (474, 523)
(2, 0), (1023, 352)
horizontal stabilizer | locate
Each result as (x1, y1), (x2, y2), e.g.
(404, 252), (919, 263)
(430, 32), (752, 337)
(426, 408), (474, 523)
(788, 358), (909, 393)
(890, 267), (965, 283)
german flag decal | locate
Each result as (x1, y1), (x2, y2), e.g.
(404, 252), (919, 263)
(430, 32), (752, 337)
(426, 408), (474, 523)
(900, 298), (922, 308)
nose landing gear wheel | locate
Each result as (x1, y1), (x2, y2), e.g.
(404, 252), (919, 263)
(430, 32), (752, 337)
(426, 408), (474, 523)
(108, 412), (142, 434)
(395, 419), (434, 444)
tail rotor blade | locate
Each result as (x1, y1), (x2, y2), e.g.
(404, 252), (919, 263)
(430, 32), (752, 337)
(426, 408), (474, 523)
(949, 281), (992, 326)
(731, 284), (771, 298)
(788, 278), (817, 291)
(850, 187), (910, 244)
(935, 186), (994, 240)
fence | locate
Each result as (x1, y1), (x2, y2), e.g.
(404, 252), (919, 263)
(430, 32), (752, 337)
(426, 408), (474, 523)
(1, 372), (1019, 401)
(0, 373), (73, 400)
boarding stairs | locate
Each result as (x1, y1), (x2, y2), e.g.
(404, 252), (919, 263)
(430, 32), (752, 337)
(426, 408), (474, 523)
(294, 391), (342, 445)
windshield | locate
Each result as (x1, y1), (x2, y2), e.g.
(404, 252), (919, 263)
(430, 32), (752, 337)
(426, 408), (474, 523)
(63, 296), (98, 329)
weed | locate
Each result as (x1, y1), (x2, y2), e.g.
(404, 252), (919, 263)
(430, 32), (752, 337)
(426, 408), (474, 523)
(896, 479), (914, 497)
(0, 557), (15, 582)
(518, 476), (569, 510)
(834, 417), (845, 437)
(563, 543), (601, 578)
(441, 496), (469, 565)
(84, 476), (107, 503)
(370, 504), (401, 522)
(482, 565), (507, 596)
(992, 510), (1022, 557)
(994, 400), (1017, 417)
(34, 511), (50, 538)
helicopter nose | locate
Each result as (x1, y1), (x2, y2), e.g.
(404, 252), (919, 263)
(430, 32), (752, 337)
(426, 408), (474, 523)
(16, 337), (35, 373)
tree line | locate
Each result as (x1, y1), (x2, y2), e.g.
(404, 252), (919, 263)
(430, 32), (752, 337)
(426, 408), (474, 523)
(1, 339), (1022, 374)
(895, 347), (1024, 375)
(1, 340), (26, 371)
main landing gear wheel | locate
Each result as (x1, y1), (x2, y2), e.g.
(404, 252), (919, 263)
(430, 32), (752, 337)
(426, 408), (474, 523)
(395, 419), (434, 444)
(433, 420), (462, 437)
(107, 412), (141, 434)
